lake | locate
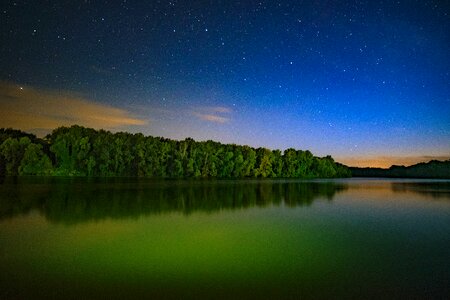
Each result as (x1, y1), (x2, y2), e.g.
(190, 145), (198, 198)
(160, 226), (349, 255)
(0, 177), (449, 299)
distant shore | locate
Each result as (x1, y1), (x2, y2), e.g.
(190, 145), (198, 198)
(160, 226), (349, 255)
(350, 160), (450, 179)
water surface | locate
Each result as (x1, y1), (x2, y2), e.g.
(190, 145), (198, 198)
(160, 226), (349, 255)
(0, 178), (449, 299)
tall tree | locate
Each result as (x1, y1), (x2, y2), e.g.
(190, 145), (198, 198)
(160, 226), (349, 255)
(0, 137), (31, 175)
(19, 143), (53, 175)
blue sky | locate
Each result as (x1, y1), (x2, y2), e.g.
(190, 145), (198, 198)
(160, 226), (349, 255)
(1, 0), (449, 167)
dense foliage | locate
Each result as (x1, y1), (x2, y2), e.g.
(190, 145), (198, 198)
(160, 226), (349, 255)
(0, 125), (351, 178)
(351, 160), (450, 179)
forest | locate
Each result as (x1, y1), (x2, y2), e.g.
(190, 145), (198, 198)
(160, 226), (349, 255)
(0, 125), (350, 178)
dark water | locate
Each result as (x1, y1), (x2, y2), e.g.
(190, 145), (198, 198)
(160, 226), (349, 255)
(0, 177), (449, 299)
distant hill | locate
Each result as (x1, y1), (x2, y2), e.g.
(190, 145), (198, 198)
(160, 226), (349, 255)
(351, 160), (450, 179)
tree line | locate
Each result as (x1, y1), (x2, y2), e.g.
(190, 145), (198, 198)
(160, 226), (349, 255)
(350, 160), (450, 179)
(0, 125), (351, 178)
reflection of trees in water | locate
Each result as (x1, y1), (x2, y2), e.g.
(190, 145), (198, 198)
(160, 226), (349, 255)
(0, 178), (347, 224)
(390, 181), (450, 199)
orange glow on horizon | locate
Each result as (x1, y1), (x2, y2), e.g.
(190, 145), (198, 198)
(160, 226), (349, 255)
(337, 156), (450, 168)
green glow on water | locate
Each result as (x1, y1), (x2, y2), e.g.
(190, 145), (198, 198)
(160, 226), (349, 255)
(0, 178), (449, 299)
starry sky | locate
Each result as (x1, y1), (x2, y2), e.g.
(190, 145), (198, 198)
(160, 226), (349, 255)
(0, 0), (449, 167)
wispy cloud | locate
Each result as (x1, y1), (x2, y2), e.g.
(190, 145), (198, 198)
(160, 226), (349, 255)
(208, 106), (232, 113)
(192, 106), (232, 124)
(0, 82), (147, 135)
(193, 113), (229, 123)
(337, 155), (450, 168)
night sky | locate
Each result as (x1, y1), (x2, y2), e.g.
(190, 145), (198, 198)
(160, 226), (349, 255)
(1, 0), (449, 167)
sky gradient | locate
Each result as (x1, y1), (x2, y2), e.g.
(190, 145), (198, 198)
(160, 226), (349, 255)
(1, 0), (449, 167)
